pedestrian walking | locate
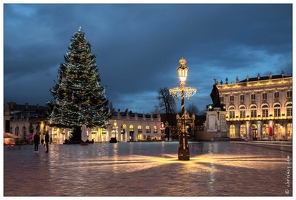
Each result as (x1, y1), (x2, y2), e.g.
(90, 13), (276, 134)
(45, 132), (49, 153)
(34, 133), (40, 153)
(41, 138), (44, 145)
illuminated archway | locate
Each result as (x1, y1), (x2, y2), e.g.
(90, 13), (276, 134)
(230, 124), (235, 138)
(240, 124), (246, 138)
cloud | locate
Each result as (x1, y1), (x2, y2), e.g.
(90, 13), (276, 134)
(3, 4), (292, 113)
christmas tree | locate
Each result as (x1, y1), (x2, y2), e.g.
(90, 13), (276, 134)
(46, 27), (111, 142)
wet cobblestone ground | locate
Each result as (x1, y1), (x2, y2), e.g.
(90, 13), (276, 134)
(3, 141), (292, 196)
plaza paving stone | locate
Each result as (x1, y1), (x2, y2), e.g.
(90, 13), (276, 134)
(3, 141), (293, 196)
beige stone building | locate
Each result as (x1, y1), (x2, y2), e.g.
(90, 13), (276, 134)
(4, 103), (162, 144)
(216, 71), (292, 141)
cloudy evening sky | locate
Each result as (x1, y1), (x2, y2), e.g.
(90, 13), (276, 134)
(3, 3), (293, 114)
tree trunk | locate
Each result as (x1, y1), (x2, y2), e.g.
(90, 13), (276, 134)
(70, 125), (82, 142)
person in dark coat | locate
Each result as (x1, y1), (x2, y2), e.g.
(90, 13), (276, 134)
(45, 132), (49, 153)
(34, 133), (40, 153)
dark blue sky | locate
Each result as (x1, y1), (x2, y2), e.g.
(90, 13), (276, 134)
(3, 3), (293, 113)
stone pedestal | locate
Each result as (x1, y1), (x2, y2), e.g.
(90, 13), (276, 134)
(198, 105), (229, 141)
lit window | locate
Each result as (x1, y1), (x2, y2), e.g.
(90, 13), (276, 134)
(230, 125), (235, 138)
(138, 125), (142, 133)
(129, 125), (134, 131)
(229, 107), (235, 118)
(230, 95), (234, 103)
(239, 106), (245, 118)
(153, 126), (157, 133)
(262, 93), (267, 101)
(287, 91), (292, 99)
(250, 105), (257, 118)
(286, 103), (292, 117)
(146, 126), (151, 133)
(251, 94), (256, 102)
(240, 95), (244, 103)
(262, 105), (268, 117)
(274, 92), (279, 100)
(274, 104), (281, 117)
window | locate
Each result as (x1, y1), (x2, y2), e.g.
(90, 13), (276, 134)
(146, 125), (151, 133)
(274, 104), (281, 117)
(240, 124), (246, 138)
(262, 105), (269, 117)
(240, 95), (244, 103)
(230, 125), (235, 138)
(287, 91), (292, 99)
(287, 123), (292, 138)
(274, 92), (279, 100)
(230, 95), (234, 103)
(239, 106), (245, 118)
(262, 93), (267, 101)
(286, 103), (292, 117)
(251, 94), (256, 102)
(129, 125), (134, 132)
(229, 107), (235, 118)
(262, 124), (269, 138)
(220, 97), (224, 103)
(138, 125), (142, 133)
(15, 126), (19, 136)
(250, 105), (257, 118)
(153, 126), (158, 133)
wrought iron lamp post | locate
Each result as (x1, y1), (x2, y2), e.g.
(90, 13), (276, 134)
(169, 57), (196, 160)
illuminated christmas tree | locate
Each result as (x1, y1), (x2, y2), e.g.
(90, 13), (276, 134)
(46, 27), (111, 142)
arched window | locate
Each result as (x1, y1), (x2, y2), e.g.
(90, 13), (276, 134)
(15, 126), (19, 136)
(29, 124), (34, 134)
(274, 104), (281, 117)
(229, 106), (235, 118)
(129, 125), (134, 132)
(153, 126), (157, 133)
(146, 125), (151, 133)
(262, 124), (269, 138)
(138, 125), (142, 134)
(262, 105), (269, 117)
(230, 125), (235, 138)
(240, 124), (246, 138)
(250, 105), (257, 118)
(23, 126), (27, 137)
(286, 103), (292, 117)
(239, 106), (246, 118)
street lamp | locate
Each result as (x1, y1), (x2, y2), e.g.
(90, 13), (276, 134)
(169, 57), (196, 160)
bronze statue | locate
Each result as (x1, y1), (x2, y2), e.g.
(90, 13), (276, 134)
(210, 84), (221, 107)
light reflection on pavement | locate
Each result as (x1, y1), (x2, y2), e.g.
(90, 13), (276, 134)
(4, 141), (292, 196)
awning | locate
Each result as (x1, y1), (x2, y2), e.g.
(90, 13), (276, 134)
(4, 133), (21, 139)
(25, 134), (34, 139)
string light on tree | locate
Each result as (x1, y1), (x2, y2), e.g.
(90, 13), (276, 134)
(46, 27), (111, 142)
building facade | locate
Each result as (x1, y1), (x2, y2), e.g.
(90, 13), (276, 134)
(3, 102), (47, 144)
(4, 103), (162, 144)
(216, 71), (292, 141)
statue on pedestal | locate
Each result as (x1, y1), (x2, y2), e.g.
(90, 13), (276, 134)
(210, 83), (221, 107)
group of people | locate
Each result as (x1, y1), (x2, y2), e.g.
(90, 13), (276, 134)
(33, 132), (49, 153)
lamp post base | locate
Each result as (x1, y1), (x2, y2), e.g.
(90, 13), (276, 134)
(178, 132), (190, 160)
(178, 149), (190, 160)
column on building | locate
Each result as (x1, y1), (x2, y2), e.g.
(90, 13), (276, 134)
(257, 121), (261, 140)
(126, 124), (129, 142)
(246, 121), (250, 140)
(235, 124), (240, 138)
